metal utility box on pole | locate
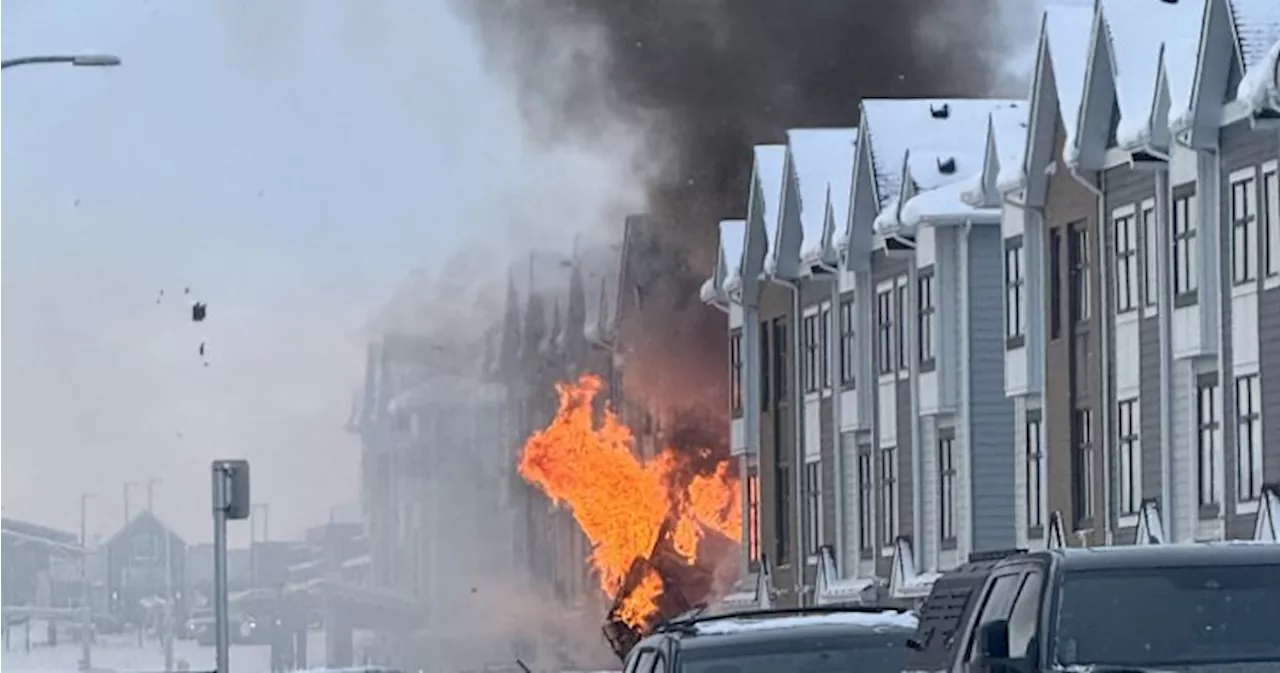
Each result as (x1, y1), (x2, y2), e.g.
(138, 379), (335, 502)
(212, 460), (251, 673)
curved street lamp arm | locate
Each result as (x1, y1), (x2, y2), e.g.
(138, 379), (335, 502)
(2, 54), (121, 70)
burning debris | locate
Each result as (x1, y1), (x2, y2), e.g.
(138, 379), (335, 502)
(519, 375), (741, 659)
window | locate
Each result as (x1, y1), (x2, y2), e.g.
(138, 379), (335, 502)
(839, 297), (856, 386)
(1070, 223), (1091, 323)
(1141, 202), (1157, 308)
(1026, 413), (1044, 530)
(1007, 573), (1045, 659)
(1117, 399), (1140, 516)
(1073, 408), (1094, 526)
(964, 574), (1022, 665)
(747, 467), (760, 563)
(650, 653), (668, 673)
(132, 534), (157, 561)
(1197, 377), (1221, 509)
(938, 434), (956, 544)
(1236, 373), (1262, 503)
(773, 319), (788, 400)
(880, 446), (897, 545)
(858, 449), (873, 551)
(820, 304), (831, 389)
(919, 268), (936, 368)
(1232, 173), (1258, 285)
(729, 330), (743, 416)
(775, 462), (792, 564)
(896, 280), (909, 371)
(1265, 167), (1280, 278)
(1115, 210), (1138, 313)
(877, 287), (894, 374)
(802, 313), (819, 393)
(1172, 187), (1198, 302)
(760, 323), (771, 409)
(1050, 229), (1063, 339)
(805, 462), (821, 554)
(1005, 237), (1026, 346)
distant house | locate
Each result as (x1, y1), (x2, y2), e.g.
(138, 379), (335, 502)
(1, 517), (80, 608)
(104, 511), (187, 622)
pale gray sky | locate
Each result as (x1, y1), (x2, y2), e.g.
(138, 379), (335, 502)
(2, 0), (647, 543)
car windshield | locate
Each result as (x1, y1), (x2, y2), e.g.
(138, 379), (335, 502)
(679, 633), (908, 673)
(1053, 563), (1280, 668)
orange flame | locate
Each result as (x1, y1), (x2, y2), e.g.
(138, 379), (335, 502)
(518, 374), (740, 626)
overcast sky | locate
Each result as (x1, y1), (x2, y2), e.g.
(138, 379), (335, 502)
(1, 0), (644, 544)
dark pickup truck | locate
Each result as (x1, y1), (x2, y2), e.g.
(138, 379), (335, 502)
(905, 543), (1280, 673)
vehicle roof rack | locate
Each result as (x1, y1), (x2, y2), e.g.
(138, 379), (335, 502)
(967, 548), (1026, 563)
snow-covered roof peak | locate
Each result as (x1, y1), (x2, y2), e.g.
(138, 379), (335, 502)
(752, 145), (787, 276)
(719, 218), (747, 294)
(991, 104), (1032, 192)
(1236, 37), (1280, 113)
(786, 128), (858, 266)
(1043, 3), (1097, 161)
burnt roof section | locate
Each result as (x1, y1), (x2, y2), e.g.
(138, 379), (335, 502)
(904, 549), (1025, 672)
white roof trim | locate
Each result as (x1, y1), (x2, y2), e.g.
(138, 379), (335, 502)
(1254, 485), (1279, 542)
(888, 537), (941, 601)
(1047, 511), (1067, 549)
(1134, 499), (1166, 545)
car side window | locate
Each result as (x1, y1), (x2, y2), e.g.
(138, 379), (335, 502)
(964, 573), (1023, 665)
(651, 652), (669, 673)
(626, 648), (657, 673)
(1007, 572), (1044, 660)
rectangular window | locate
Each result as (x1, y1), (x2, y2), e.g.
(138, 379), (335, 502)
(729, 330), (743, 416)
(938, 434), (957, 544)
(774, 318), (788, 401)
(1115, 210), (1138, 313)
(747, 467), (760, 563)
(919, 268), (936, 368)
(1141, 202), (1158, 308)
(1232, 173), (1258, 286)
(1197, 377), (1221, 508)
(1050, 229), (1063, 339)
(1117, 399), (1140, 516)
(839, 297), (856, 386)
(1070, 223), (1091, 323)
(1026, 413), (1044, 530)
(802, 313), (819, 393)
(1073, 408), (1094, 526)
(1005, 237), (1026, 346)
(1236, 373), (1262, 503)
(1265, 167), (1280, 278)
(760, 323), (771, 410)
(1172, 187), (1198, 301)
(775, 462), (792, 564)
(877, 287), (894, 375)
(896, 280), (909, 371)
(132, 534), (157, 561)
(820, 304), (831, 389)
(805, 462), (821, 554)
(858, 449), (873, 551)
(880, 446), (897, 545)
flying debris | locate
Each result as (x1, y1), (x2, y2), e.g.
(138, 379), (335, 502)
(191, 302), (207, 322)
(198, 342), (206, 357)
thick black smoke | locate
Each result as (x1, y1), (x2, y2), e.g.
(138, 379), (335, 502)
(455, 0), (1015, 443)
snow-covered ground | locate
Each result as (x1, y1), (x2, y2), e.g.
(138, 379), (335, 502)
(1, 632), (326, 673)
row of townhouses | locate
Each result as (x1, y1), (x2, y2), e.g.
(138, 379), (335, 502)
(700, 0), (1280, 607)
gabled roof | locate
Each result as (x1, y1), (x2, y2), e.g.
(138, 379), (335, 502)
(785, 128), (859, 266)
(1229, 0), (1280, 72)
(755, 145), (788, 277)
(578, 240), (623, 344)
(991, 104), (1033, 194)
(702, 219), (747, 305)
(106, 510), (188, 550)
(1043, 4), (1095, 161)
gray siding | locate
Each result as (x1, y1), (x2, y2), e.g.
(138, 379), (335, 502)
(871, 249), (914, 550)
(967, 225), (1017, 552)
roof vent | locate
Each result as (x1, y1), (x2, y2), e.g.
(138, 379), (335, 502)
(937, 157), (957, 175)
(930, 103), (950, 119)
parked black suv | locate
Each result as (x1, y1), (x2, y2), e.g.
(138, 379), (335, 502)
(908, 543), (1280, 673)
(621, 606), (917, 673)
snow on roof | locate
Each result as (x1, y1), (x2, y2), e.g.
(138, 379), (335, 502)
(902, 176), (995, 228)
(1044, 4), (1096, 161)
(578, 241), (623, 338)
(861, 99), (1021, 212)
(786, 128), (859, 264)
(1230, 0), (1280, 73)
(1100, 0), (1206, 148)
(873, 197), (903, 235)
(992, 104), (1032, 191)
(719, 218), (747, 290)
(699, 277), (718, 304)
(693, 610), (919, 636)
(1236, 38), (1280, 113)
(753, 145), (788, 276)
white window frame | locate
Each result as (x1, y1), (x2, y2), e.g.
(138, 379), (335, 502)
(1140, 200), (1158, 316)
(1005, 238), (1026, 343)
(805, 461), (822, 556)
(1074, 408), (1095, 526)
(802, 309), (820, 394)
(938, 434), (957, 543)
(1172, 187), (1199, 301)
(839, 297), (856, 386)
(876, 284), (895, 377)
(819, 302), (832, 392)
(729, 330), (744, 416)
(1070, 225), (1091, 324)
(1026, 413), (1045, 531)
(880, 445), (897, 554)
(1235, 372), (1263, 511)
(1263, 162), (1280, 288)
(1117, 398), (1141, 522)
(1197, 378), (1221, 509)
(858, 448), (874, 551)
(895, 276), (909, 376)
(918, 268), (936, 367)
(1114, 205), (1138, 314)
(1230, 168), (1259, 291)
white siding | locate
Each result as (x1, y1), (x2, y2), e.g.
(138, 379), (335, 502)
(731, 418), (746, 453)
(1115, 318), (1141, 397)
(1173, 305), (1205, 358)
(804, 401), (822, 462)
(1232, 292), (1260, 369)
(878, 381), (898, 447)
(839, 433), (861, 575)
(1172, 362), (1195, 543)
(919, 418), (939, 570)
(840, 390), (860, 431)
(1012, 398), (1029, 549)
(917, 226), (937, 267)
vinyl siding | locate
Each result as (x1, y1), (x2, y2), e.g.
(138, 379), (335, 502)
(918, 417), (939, 568)
(967, 225), (1018, 553)
(1171, 361), (1195, 542)
(871, 250), (913, 550)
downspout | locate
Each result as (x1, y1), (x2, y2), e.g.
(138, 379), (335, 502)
(957, 219), (974, 560)
(816, 261), (846, 577)
(771, 276), (807, 606)
(1068, 165), (1113, 546)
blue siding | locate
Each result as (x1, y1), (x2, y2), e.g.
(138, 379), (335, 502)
(967, 225), (1017, 552)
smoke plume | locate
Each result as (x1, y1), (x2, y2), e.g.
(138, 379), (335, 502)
(455, 0), (1022, 442)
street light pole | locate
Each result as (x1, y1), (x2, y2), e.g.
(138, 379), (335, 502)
(147, 479), (174, 673)
(79, 493), (97, 672)
(122, 481), (140, 646)
(1, 54), (121, 70)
